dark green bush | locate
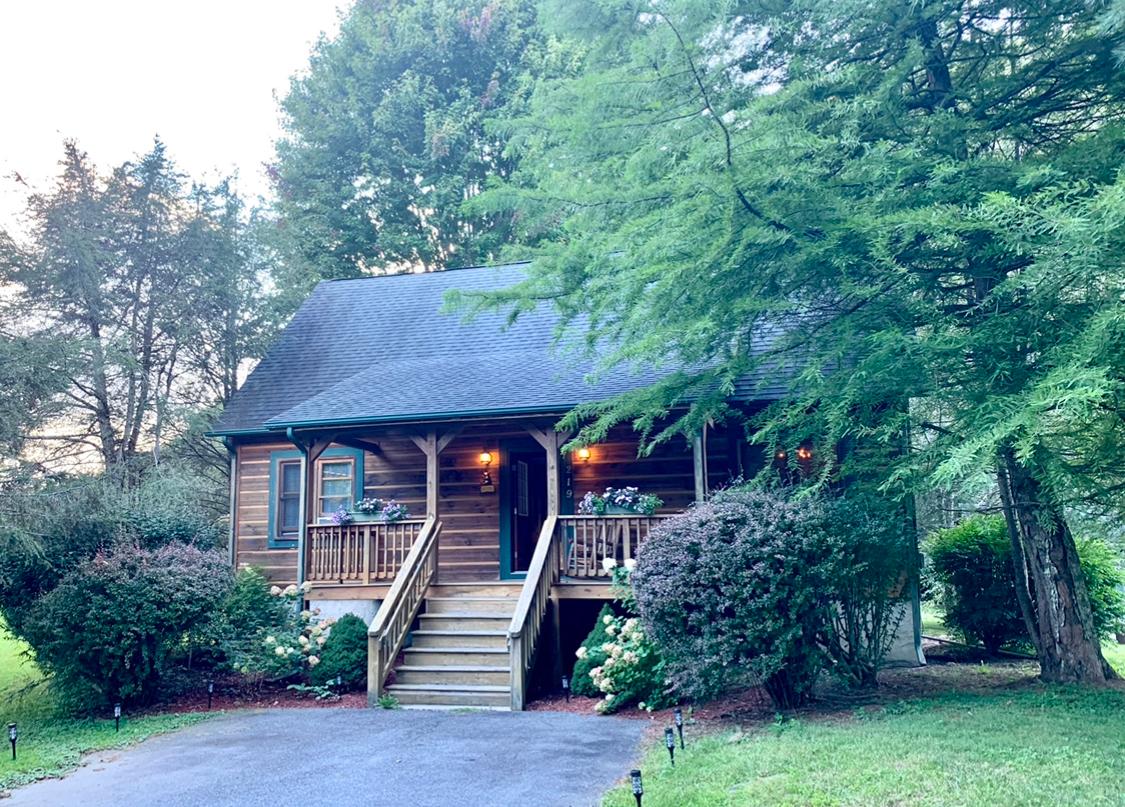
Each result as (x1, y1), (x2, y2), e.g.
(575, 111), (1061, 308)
(632, 488), (835, 709)
(309, 613), (368, 689)
(928, 516), (1125, 653)
(571, 604), (614, 697)
(20, 545), (233, 710)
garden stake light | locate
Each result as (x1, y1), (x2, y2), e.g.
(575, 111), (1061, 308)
(664, 726), (676, 766)
(629, 769), (643, 806)
(8, 723), (16, 761)
(561, 675), (570, 702)
(207, 680), (214, 710)
(114, 703), (121, 733)
(674, 707), (684, 749)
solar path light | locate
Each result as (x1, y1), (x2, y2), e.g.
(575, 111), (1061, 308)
(207, 680), (214, 710)
(629, 769), (643, 807)
(114, 703), (122, 733)
(674, 707), (685, 749)
(561, 675), (570, 703)
(664, 726), (676, 766)
(8, 723), (16, 761)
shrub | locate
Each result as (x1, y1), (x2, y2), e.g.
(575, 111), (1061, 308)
(571, 604), (614, 697)
(1074, 538), (1125, 641)
(632, 488), (835, 709)
(19, 545), (233, 710)
(927, 516), (1021, 654)
(820, 495), (914, 687)
(309, 613), (368, 689)
(928, 516), (1125, 652)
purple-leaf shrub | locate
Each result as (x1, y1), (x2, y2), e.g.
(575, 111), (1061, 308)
(632, 488), (835, 709)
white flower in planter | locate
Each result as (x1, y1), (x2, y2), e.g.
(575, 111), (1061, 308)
(602, 557), (618, 572)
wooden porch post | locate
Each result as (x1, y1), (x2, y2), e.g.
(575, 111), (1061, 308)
(410, 428), (460, 578)
(692, 427), (707, 504)
(526, 425), (571, 683)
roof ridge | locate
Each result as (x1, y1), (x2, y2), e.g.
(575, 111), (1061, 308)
(320, 259), (533, 284)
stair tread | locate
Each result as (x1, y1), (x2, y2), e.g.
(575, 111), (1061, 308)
(406, 647), (508, 654)
(420, 612), (510, 619)
(387, 683), (510, 693)
(412, 629), (508, 637)
(426, 596), (517, 602)
(397, 664), (509, 673)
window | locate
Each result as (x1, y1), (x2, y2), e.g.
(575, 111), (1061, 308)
(276, 460), (302, 539)
(316, 458), (355, 520)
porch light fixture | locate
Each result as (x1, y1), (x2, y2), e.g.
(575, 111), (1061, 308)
(796, 446), (813, 461)
(775, 449), (787, 460)
(479, 450), (495, 493)
(674, 707), (684, 749)
(8, 723), (16, 761)
(630, 769), (644, 806)
(576, 447), (591, 462)
(664, 726), (676, 766)
(114, 703), (122, 733)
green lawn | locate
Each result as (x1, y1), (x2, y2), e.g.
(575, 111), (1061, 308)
(0, 623), (207, 791)
(604, 687), (1125, 807)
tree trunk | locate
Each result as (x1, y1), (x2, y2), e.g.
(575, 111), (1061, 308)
(997, 446), (1115, 683)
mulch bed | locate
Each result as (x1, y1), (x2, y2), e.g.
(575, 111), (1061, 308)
(144, 677), (366, 716)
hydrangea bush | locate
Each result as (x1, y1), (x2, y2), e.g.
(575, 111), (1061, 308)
(573, 561), (671, 713)
(229, 581), (335, 682)
(578, 487), (662, 516)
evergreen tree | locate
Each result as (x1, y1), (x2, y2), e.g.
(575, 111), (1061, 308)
(472, 0), (1125, 682)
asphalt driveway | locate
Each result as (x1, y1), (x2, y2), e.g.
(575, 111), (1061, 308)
(6, 708), (645, 807)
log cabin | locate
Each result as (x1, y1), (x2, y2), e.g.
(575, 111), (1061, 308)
(210, 261), (923, 709)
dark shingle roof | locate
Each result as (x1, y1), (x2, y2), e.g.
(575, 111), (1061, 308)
(211, 262), (788, 435)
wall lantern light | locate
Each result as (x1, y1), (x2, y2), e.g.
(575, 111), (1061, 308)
(576, 447), (591, 462)
(796, 446), (813, 461)
(630, 769), (644, 806)
(479, 450), (495, 494)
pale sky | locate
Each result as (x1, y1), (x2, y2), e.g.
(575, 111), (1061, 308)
(0, 0), (346, 230)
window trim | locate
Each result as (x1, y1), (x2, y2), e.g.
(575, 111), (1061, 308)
(314, 456), (357, 522)
(267, 447), (365, 549)
(275, 459), (303, 541)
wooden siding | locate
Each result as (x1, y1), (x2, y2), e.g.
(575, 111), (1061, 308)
(231, 419), (740, 586)
(234, 441), (297, 585)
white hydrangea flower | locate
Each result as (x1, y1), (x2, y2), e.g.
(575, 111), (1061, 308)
(623, 558), (637, 571)
(282, 584), (298, 597)
(601, 557), (618, 572)
(307, 655), (320, 666)
(300, 581), (313, 593)
(575, 646), (588, 659)
(602, 614), (613, 626)
(298, 635), (310, 646)
(274, 646), (287, 657)
(606, 624), (617, 636)
(264, 635), (276, 645)
(316, 636), (327, 646)
(269, 585), (282, 596)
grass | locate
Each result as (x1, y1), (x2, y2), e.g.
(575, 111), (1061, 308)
(0, 623), (208, 791)
(603, 687), (1125, 807)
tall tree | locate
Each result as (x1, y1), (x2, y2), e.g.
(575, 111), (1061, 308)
(271, 0), (545, 292)
(0, 141), (266, 474)
(471, 0), (1125, 682)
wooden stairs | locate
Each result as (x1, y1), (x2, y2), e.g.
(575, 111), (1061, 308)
(385, 582), (522, 709)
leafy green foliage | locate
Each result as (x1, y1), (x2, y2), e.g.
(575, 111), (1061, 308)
(929, 516), (1125, 651)
(928, 516), (1025, 655)
(467, 0), (1125, 680)
(272, 0), (546, 292)
(18, 545), (233, 710)
(571, 603), (614, 697)
(309, 613), (368, 690)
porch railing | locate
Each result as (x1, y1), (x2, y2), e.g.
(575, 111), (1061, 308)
(367, 517), (441, 701)
(507, 514), (559, 711)
(306, 519), (427, 584)
(556, 514), (668, 578)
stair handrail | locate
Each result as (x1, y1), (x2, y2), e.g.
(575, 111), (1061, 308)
(507, 514), (560, 711)
(367, 516), (441, 703)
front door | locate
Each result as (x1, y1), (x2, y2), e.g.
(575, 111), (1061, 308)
(501, 447), (548, 578)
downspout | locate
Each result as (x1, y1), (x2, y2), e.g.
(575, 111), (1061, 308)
(287, 427), (311, 613)
(222, 437), (237, 567)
